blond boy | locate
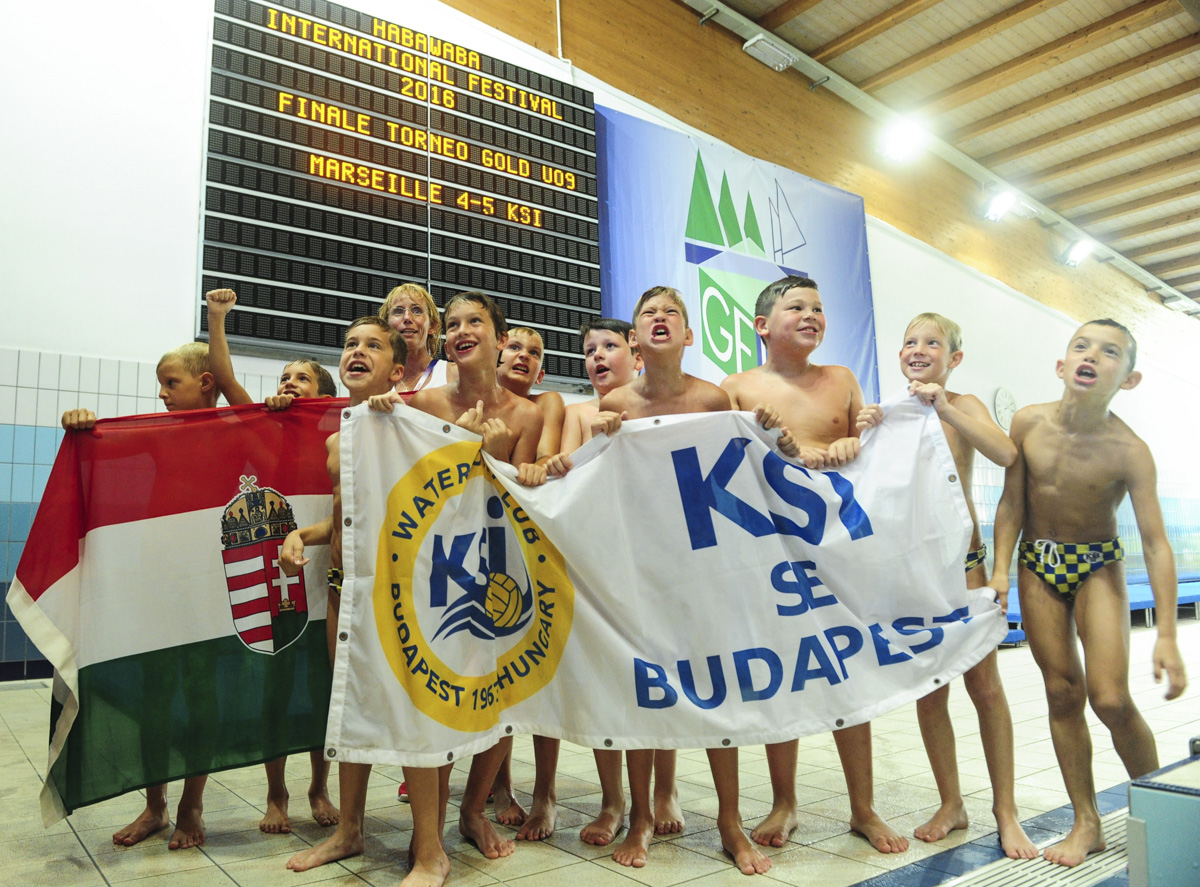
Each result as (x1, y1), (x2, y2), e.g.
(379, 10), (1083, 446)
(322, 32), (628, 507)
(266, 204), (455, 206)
(988, 319), (1186, 867)
(857, 313), (1035, 858)
(598, 286), (788, 875)
(62, 343), (220, 850)
(721, 275), (906, 854)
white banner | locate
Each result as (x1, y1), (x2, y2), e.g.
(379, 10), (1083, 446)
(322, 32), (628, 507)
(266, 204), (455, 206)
(327, 394), (1008, 766)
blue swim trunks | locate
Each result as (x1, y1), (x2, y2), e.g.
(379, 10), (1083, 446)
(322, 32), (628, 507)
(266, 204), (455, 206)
(964, 545), (987, 573)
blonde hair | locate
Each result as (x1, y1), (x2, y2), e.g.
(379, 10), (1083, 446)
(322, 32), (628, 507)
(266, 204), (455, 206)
(157, 342), (211, 377)
(507, 326), (544, 351)
(632, 285), (688, 327)
(380, 283), (442, 358)
(906, 313), (962, 354)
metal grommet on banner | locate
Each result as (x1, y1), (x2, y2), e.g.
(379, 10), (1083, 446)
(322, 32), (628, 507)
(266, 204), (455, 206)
(721, 738), (731, 747)
(338, 632), (348, 641)
(949, 475), (957, 483)
(344, 517), (352, 526)
(443, 424), (451, 433)
(327, 748), (336, 758)
(343, 410), (351, 419)
(604, 738), (613, 748)
(447, 752), (454, 762)
(505, 725), (513, 735)
(835, 718), (844, 728)
(933, 678), (942, 685)
(653, 418), (661, 425)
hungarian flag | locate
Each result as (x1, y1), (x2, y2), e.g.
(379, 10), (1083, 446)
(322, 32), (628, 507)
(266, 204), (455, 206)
(6, 400), (344, 824)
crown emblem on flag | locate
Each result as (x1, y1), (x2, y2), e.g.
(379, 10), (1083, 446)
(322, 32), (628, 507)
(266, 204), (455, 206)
(220, 476), (310, 653)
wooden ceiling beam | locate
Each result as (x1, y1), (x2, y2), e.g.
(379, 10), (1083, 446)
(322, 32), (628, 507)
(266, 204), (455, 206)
(1016, 118), (1200, 187)
(977, 77), (1200, 167)
(1126, 232), (1200, 262)
(947, 34), (1200, 143)
(914, 0), (1179, 116)
(756, 0), (826, 32)
(1145, 252), (1200, 276)
(1047, 154), (1200, 212)
(1070, 182), (1198, 226)
(1165, 272), (1200, 290)
(860, 0), (1069, 92)
(810, 0), (943, 63)
(1106, 207), (1200, 243)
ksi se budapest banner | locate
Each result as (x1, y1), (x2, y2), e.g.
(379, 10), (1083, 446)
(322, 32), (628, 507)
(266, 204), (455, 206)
(7, 402), (341, 824)
(328, 393), (1006, 765)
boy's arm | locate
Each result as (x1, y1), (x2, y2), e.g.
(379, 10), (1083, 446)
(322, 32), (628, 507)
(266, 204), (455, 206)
(824, 369), (865, 467)
(510, 404), (544, 468)
(987, 411), (1030, 609)
(533, 390), (566, 462)
(1127, 442), (1187, 699)
(919, 387), (1017, 467)
(279, 516), (333, 576)
(545, 403), (586, 478)
(205, 289), (254, 406)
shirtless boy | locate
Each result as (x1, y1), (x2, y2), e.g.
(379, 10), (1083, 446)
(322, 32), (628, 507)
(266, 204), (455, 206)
(371, 290), (546, 874)
(721, 275), (907, 854)
(63, 343), (221, 851)
(204, 288), (340, 834)
(597, 286), (789, 875)
(857, 313), (1035, 858)
(280, 318), (405, 875)
(547, 318), (659, 847)
(988, 318), (1187, 867)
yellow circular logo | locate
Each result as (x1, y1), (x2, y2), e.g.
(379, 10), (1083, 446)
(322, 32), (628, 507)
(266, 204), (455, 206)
(374, 442), (574, 731)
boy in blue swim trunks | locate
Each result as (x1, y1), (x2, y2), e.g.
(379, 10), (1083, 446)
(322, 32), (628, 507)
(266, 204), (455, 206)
(989, 319), (1187, 868)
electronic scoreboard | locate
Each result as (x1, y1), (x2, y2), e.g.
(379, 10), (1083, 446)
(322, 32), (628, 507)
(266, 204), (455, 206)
(199, 0), (599, 383)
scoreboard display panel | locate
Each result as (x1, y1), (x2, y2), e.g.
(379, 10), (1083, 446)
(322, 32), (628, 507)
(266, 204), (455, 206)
(199, 0), (599, 383)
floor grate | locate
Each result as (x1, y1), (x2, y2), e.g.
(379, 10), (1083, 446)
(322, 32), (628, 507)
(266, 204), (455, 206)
(941, 809), (1128, 886)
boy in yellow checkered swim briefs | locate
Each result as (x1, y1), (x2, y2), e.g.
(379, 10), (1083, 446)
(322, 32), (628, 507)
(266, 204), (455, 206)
(990, 319), (1186, 869)
(1018, 538), (1123, 597)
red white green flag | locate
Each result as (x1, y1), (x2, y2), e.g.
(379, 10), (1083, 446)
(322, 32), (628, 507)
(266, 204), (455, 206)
(6, 401), (343, 824)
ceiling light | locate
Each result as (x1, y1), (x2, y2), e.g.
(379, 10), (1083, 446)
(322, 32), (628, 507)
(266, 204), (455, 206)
(878, 116), (930, 162)
(1061, 239), (1096, 268)
(984, 191), (1018, 222)
(742, 35), (798, 72)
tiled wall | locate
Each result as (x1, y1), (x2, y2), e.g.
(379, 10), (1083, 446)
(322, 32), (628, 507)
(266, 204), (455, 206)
(0, 345), (341, 679)
(3, 346), (1199, 679)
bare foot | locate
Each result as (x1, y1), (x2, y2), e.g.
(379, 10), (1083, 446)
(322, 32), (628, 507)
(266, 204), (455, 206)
(751, 803), (799, 847)
(492, 786), (527, 827)
(612, 815), (653, 867)
(581, 803), (625, 846)
(460, 809), (515, 859)
(996, 811), (1038, 859)
(168, 806), (206, 850)
(287, 828), (364, 871)
(850, 810), (908, 853)
(516, 796), (556, 840)
(913, 800), (967, 843)
(719, 819), (771, 874)
(1043, 819), (1104, 867)
(401, 849), (451, 887)
(653, 791), (684, 835)
(310, 790), (339, 827)
(112, 805), (169, 846)
(260, 793), (291, 834)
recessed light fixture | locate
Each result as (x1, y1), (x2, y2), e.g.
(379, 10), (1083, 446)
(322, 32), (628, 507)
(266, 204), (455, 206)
(1061, 239), (1096, 268)
(878, 116), (930, 162)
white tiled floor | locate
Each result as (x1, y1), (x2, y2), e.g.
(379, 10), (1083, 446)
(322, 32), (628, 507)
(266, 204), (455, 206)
(2, 619), (1199, 886)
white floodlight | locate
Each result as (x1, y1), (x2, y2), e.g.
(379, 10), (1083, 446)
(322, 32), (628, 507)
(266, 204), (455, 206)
(1061, 239), (1096, 268)
(984, 191), (1018, 222)
(878, 116), (930, 162)
(742, 35), (798, 72)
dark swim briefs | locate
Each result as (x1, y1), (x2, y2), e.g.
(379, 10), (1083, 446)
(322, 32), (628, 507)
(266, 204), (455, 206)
(1018, 537), (1123, 598)
(328, 567), (344, 597)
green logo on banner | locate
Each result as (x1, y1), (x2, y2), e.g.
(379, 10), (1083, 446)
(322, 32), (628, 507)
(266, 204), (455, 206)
(699, 268), (761, 375)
